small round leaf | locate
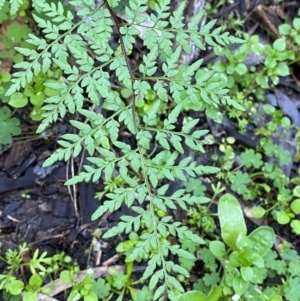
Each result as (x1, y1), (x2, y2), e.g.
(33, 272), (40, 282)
(209, 240), (226, 258)
(60, 270), (73, 283)
(251, 266), (265, 283)
(241, 266), (253, 282)
(250, 206), (266, 218)
(9, 280), (24, 295)
(291, 220), (300, 235)
(293, 186), (300, 197)
(232, 276), (249, 295)
(273, 38), (286, 52)
(29, 273), (42, 287)
(293, 18), (300, 31)
(84, 291), (98, 301)
(291, 199), (300, 214)
(9, 92), (28, 108)
(279, 24), (291, 35)
(280, 116), (291, 128)
(277, 211), (290, 224)
(24, 291), (37, 301)
(251, 253), (265, 268)
(1, 72), (11, 82)
(235, 63), (247, 75)
(30, 92), (45, 106)
(276, 62), (289, 76)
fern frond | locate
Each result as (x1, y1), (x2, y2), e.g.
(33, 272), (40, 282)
(6, 0), (246, 298)
(9, 0), (23, 15)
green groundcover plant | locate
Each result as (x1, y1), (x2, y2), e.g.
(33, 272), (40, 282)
(2, 0), (295, 300)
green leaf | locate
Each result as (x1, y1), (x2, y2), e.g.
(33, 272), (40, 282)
(203, 271), (220, 286)
(293, 186), (300, 197)
(230, 171), (251, 195)
(60, 270), (73, 283)
(235, 63), (247, 75)
(84, 291), (98, 301)
(277, 211), (290, 224)
(273, 38), (286, 52)
(232, 275), (249, 295)
(241, 266), (253, 281)
(9, 279), (24, 295)
(284, 277), (300, 301)
(170, 134), (184, 153)
(184, 178), (206, 196)
(68, 290), (81, 301)
(0, 106), (21, 145)
(218, 194), (247, 250)
(153, 284), (165, 300)
(111, 272), (128, 290)
(177, 287), (222, 301)
(108, 0), (121, 7)
(29, 274), (43, 287)
(166, 104), (182, 125)
(250, 206), (266, 218)
(291, 220), (300, 235)
(182, 119), (199, 134)
(248, 226), (275, 256)
(279, 23), (291, 35)
(30, 92), (45, 106)
(241, 149), (263, 168)
(291, 199), (300, 214)
(24, 291), (37, 301)
(9, 92), (28, 108)
(209, 240), (226, 258)
(7, 23), (30, 43)
(276, 62), (289, 76)
(293, 18), (300, 31)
